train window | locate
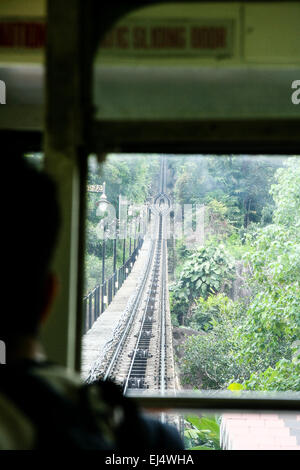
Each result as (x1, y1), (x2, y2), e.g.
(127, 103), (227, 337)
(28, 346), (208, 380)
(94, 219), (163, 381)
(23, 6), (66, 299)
(81, 153), (300, 400)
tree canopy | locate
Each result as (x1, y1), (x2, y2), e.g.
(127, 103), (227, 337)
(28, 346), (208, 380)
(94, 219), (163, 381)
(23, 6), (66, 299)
(169, 155), (300, 392)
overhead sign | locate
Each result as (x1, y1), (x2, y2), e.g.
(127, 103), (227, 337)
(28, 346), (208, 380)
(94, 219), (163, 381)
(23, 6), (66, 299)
(99, 18), (235, 58)
(0, 18), (45, 49)
(0, 17), (234, 58)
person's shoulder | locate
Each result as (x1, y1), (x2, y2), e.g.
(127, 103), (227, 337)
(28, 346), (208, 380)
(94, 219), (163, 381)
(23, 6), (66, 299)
(14, 361), (184, 450)
(30, 361), (83, 403)
(0, 392), (35, 450)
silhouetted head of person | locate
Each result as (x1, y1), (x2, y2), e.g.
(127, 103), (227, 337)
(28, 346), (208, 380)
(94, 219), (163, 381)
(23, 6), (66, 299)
(1, 155), (60, 353)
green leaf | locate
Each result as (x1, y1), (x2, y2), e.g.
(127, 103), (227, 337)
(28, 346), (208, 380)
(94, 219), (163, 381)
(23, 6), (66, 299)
(185, 415), (202, 428)
(184, 429), (199, 440)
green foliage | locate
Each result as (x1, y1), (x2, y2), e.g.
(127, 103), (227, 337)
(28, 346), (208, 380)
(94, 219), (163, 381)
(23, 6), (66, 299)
(270, 157), (300, 228)
(86, 221), (100, 256)
(170, 243), (235, 325)
(244, 357), (300, 391)
(235, 159), (300, 378)
(205, 199), (235, 240)
(85, 253), (102, 294)
(181, 296), (248, 389)
(170, 312), (180, 327)
(169, 287), (189, 326)
(171, 155), (282, 230)
(88, 154), (160, 216)
(85, 154), (160, 293)
(224, 232), (250, 260)
(175, 239), (191, 262)
(235, 285), (300, 372)
(230, 345), (300, 392)
(172, 155), (300, 393)
(207, 156), (282, 228)
(245, 225), (300, 288)
(172, 157), (214, 206)
(189, 293), (235, 332)
(184, 415), (221, 450)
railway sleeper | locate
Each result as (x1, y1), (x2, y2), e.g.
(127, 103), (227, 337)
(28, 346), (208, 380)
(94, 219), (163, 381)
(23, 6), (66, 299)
(127, 378), (145, 389)
(136, 331), (153, 339)
(128, 349), (152, 359)
(143, 316), (154, 323)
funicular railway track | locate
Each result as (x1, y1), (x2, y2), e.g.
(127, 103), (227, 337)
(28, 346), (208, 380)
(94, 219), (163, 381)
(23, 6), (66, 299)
(90, 157), (175, 394)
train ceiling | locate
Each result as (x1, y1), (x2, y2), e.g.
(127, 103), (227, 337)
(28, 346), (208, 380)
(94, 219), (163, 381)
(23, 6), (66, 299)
(0, 1), (299, 130)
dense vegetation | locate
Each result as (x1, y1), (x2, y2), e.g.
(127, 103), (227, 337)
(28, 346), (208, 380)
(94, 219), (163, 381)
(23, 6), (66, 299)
(169, 156), (300, 392)
(85, 154), (159, 294)
(184, 415), (221, 450)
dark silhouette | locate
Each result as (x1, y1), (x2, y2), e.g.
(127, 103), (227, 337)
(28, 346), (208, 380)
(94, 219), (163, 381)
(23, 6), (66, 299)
(0, 155), (183, 450)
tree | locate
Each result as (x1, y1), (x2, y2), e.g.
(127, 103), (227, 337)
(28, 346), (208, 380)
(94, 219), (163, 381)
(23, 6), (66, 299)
(85, 154), (160, 293)
(235, 158), (300, 388)
(207, 156), (282, 228)
(175, 156), (300, 392)
(181, 295), (248, 389)
(170, 243), (234, 325)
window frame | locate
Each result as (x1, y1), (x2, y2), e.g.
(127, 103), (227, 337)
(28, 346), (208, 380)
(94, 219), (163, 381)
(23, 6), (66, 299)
(1, 0), (299, 415)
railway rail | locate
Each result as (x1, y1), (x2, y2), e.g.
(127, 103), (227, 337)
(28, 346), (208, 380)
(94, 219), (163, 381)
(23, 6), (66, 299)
(87, 157), (176, 393)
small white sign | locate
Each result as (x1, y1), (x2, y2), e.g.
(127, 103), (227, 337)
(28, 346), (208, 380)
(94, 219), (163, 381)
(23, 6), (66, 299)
(99, 18), (235, 59)
(87, 184), (103, 193)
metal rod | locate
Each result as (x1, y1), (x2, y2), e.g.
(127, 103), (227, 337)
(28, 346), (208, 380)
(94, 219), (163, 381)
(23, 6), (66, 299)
(127, 394), (300, 412)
